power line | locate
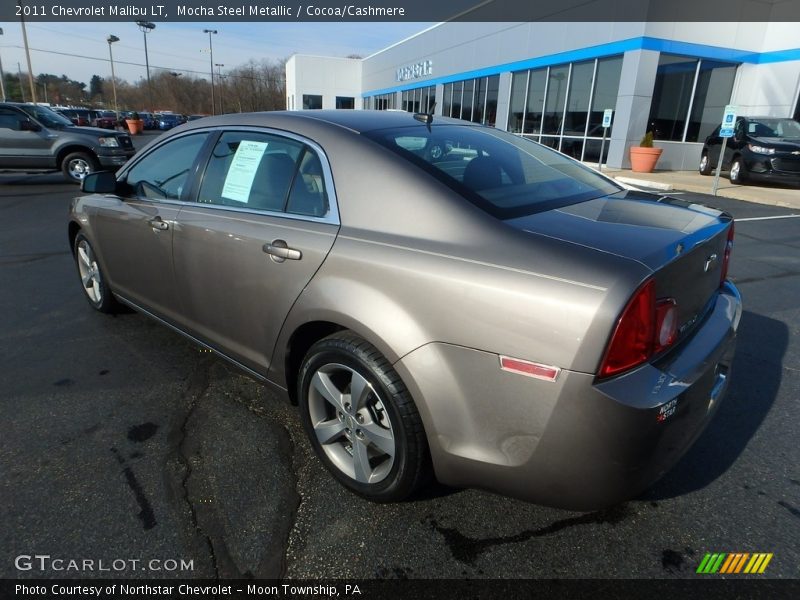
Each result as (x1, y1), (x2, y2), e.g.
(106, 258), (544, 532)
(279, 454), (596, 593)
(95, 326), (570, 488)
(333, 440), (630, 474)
(4, 44), (284, 84)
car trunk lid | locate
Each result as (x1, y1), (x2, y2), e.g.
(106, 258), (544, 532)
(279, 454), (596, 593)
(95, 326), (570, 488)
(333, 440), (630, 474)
(507, 190), (733, 340)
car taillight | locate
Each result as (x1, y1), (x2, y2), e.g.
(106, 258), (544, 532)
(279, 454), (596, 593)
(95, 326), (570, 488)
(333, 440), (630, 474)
(720, 222), (734, 285)
(598, 279), (678, 378)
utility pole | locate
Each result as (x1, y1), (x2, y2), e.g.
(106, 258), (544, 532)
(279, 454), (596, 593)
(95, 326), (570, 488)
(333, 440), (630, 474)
(0, 28), (6, 102)
(215, 63), (224, 114)
(18, 0), (37, 103)
(17, 62), (26, 102)
(203, 29), (218, 115)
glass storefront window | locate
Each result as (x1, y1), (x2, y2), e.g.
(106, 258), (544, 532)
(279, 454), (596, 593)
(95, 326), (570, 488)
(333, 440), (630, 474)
(451, 81), (463, 118)
(563, 60), (594, 136)
(589, 56), (623, 135)
(543, 65), (569, 135)
(686, 60), (738, 142)
(508, 71), (527, 133)
(485, 75), (499, 127)
(443, 83), (453, 118)
(524, 70), (547, 135)
(461, 79), (474, 121)
(648, 54), (737, 142)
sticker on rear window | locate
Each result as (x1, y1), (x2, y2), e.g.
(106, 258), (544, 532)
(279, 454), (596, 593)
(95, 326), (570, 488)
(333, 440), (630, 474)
(221, 140), (269, 203)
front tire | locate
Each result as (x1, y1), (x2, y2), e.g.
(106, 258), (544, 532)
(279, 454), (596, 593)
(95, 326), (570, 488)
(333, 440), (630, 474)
(298, 332), (430, 502)
(73, 232), (118, 313)
(61, 151), (99, 183)
(699, 152), (712, 175)
(729, 156), (748, 184)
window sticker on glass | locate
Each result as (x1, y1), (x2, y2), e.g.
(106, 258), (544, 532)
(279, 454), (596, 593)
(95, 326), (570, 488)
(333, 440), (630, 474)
(221, 140), (269, 203)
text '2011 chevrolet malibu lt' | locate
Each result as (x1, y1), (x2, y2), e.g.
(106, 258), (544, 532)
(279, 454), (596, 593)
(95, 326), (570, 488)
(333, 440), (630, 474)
(69, 110), (740, 510)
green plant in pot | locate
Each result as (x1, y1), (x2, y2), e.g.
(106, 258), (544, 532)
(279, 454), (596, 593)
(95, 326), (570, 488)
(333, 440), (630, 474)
(630, 131), (663, 173)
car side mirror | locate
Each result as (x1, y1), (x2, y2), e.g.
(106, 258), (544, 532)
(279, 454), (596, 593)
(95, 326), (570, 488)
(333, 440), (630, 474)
(20, 119), (41, 132)
(81, 171), (118, 194)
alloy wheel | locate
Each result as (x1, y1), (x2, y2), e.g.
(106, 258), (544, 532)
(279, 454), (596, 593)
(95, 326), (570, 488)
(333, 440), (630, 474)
(76, 239), (102, 304)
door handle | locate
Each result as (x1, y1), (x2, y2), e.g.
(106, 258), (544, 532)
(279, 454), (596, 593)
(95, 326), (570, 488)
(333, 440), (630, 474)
(148, 217), (169, 231)
(263, 239), (302, 262)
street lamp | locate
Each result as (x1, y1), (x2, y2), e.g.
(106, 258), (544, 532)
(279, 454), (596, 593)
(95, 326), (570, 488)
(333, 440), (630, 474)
(107, 35), (120, 125)
(214, 63), (224, 114)
(136, 21), (155, 111)
(203, 29), (218, 115)
(0, 28), (6, 102)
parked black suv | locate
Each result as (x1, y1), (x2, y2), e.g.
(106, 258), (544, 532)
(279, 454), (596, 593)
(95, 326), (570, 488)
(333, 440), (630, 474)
(0, 102), (135, 182)
(699, 116), (800, 186)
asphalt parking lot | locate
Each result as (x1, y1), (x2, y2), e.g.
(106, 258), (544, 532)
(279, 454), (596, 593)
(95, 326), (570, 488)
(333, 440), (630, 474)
(0, 161), (798, 582)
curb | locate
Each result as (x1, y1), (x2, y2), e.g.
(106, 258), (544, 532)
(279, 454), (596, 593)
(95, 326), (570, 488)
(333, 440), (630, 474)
(614, 176), (674, 191)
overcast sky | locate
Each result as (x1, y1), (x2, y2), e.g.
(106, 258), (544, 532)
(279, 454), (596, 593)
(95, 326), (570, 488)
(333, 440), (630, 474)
(0, 21), (432, 87)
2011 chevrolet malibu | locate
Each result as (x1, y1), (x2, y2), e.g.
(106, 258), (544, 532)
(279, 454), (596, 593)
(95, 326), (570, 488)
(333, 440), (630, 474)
(68, 110), (741, 510)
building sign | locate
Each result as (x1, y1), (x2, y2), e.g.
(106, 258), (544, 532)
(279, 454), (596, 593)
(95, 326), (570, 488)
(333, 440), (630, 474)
(396, 60), (433, 82)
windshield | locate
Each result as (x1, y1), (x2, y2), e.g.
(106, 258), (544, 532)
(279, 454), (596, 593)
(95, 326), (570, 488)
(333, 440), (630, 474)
(19, 105), (74, 128)
(747, 118), (800, 138)
(364, 124), (622, 219)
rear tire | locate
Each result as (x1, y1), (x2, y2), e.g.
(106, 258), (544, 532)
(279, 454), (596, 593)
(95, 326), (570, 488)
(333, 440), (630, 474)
(61, 151), (99, 184)
(298, 331), (430, 502)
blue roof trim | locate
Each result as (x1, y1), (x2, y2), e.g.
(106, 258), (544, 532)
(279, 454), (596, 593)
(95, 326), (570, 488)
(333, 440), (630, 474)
(362, 36), (799, 98)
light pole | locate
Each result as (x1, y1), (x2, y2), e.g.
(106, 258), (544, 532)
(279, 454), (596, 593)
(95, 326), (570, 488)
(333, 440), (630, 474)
(215, 63), (224, 114)
(203, 29), (218, 115)
(0, 28), (6, 102)
(136, 21), (155, 111)
(107, 35), (120, 124)
(18, 1), (37, 103)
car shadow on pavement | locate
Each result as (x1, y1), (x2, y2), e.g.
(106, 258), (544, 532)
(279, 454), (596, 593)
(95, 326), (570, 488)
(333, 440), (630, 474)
(643, 310), (787, 500)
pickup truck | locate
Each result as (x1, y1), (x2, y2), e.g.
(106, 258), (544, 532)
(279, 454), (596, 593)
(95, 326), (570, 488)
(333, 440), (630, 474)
(0, 102), (135, 182)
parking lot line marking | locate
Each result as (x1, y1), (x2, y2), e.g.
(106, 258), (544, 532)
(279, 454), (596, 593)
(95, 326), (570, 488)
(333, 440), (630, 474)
(735, 214), (799, 222)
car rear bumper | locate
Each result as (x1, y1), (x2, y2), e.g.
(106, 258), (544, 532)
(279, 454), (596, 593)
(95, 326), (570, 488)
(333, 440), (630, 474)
(395, 281), (742, 510)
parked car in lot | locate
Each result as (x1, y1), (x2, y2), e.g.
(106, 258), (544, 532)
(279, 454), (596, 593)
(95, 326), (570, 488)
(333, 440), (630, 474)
(700, 116), (800, 186)
(138, 112), (158, 130)
(56, 107), (91, 126)
(89, 110), (118, 130)
(69, 110), (740, 509)
(157, 113), (181, 130)
(0, 102), (135, 182)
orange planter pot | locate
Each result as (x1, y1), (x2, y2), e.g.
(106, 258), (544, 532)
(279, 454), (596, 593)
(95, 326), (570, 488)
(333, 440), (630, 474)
(629, 146), (663, 173)
(126, 119), (144, 135)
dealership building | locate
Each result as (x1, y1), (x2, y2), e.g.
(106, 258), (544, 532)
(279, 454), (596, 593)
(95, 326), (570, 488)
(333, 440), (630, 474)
(285, 21), (800, 170)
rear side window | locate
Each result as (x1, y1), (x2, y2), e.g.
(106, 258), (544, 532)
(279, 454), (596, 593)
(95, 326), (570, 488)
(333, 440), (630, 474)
(366, 124), (621, 219)
(125, 133), (209, 201)
(197, 131), (329, 217)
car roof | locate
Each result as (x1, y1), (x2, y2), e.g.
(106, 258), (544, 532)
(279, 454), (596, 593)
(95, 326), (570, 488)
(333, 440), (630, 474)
(184, 110), (478, 135)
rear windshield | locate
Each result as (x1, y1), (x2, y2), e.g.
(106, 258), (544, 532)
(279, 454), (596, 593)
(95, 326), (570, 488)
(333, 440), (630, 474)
(364, 124), (621, 219)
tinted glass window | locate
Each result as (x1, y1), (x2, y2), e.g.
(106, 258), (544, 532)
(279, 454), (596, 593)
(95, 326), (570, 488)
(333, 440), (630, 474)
(543, 65), (569, 135)
(18, 105), (74, 128)
(508, 72), (527, 133)
(366, 125), (621, 219)
(336, 97), (355, 110)
(589, 56), (623, 135)
(0, 108), (23, 130)
(648, 55), (697, 141)
(564, 61), (593, 136)
(197, 131), (305, 212)
(286, 150), (330, 217)
(303, 95), (323, 110)
(524, 70), (547, 135)
(126, 133), (209, 201)
(686, 60), (737, 142)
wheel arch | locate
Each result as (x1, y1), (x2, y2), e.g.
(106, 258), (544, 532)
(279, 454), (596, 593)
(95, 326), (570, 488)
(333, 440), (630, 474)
(56, 144), (98, 168)
(67, 220), (82, 254)
(283, 320), (346, 405)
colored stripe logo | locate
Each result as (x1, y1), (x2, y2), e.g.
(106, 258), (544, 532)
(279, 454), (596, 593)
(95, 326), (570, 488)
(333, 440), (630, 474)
(696, 552), (773, 574)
